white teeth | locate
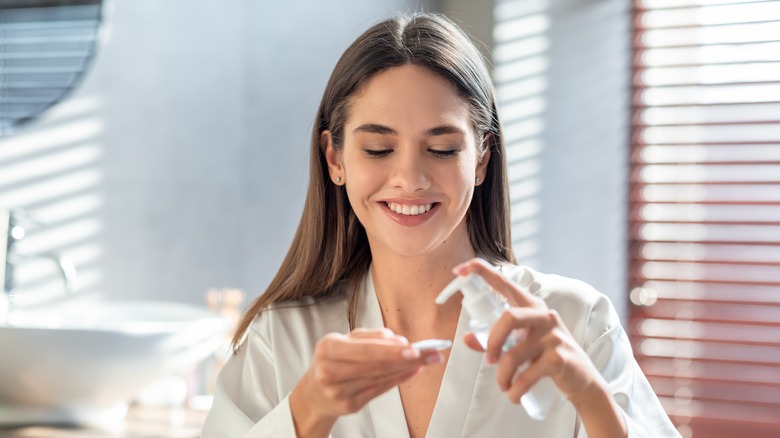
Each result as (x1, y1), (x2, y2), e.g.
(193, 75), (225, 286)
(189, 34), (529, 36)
(387, 202), (433, 216)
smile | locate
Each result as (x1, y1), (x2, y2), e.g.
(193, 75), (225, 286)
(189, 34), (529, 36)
(385, 202), (434, 216)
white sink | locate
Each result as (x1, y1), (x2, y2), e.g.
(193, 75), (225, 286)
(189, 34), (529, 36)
(0, 299), (228, 426)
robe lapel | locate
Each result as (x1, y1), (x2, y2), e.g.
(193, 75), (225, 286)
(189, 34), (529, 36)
(425, 306), (484, 437)
(359, 269), (411, 438)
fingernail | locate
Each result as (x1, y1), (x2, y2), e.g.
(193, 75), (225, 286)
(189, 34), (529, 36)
(401, 348), (420, 360)
(425, 353), (443, 364)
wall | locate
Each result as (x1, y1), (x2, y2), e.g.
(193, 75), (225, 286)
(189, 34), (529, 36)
(541, 0), (631, 320)
(1, 0), (630, 321)
(441, 0), (631, 319)
(493, 0), (631, 319)
(0, 0), (425, 306)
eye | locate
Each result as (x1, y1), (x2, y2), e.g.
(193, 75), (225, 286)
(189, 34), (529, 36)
(363, 148), (392, 158)
(429, 148), (459, 158)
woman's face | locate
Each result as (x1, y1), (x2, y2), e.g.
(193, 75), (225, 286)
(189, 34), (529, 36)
(325, 64), (489, 259)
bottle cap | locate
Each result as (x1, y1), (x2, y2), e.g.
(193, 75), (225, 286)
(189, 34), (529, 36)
(435, 273), (501, 321)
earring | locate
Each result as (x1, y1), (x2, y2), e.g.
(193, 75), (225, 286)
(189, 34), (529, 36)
(475, 177), (481, 185)
(335, 176), (342, 183)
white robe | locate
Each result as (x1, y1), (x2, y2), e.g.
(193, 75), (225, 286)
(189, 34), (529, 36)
(201, 266), (680, 437)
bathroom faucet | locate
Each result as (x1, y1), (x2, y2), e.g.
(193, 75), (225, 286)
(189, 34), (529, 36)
(2, 209), (78, 296)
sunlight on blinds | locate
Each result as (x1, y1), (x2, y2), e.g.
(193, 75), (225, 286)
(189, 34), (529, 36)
(0, 95), (104, 304)
(631, 0), (780, 436)
(494, 0), (548, 266)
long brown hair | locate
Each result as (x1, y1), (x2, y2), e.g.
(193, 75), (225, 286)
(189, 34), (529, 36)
(232, 12), (515, 348)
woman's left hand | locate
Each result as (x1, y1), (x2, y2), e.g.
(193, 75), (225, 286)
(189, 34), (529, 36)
(453, 258), (607, 407)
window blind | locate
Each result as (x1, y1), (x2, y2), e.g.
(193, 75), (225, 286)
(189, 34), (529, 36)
(630, 1), (780, 437)
(0, 0), (102, 135)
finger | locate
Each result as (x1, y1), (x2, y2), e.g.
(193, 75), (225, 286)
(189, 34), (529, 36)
(319, 333), (420, 363)
(502, 322), (575, 403)
(350, 327), (392, 337)
(337, 364), (423, 398)
(453, 258), (538, 308)
(352, 367), (421, 407)
(508, 322), (592, 402)
(322, 366), (421, 415)
(350, 327), (406, 343)
(495, 337), (542, 392)
(316, 350), (440, 385)
(316, 360), (410, 385)
(463, 332), (484, 352)
(485, 308), (554, 364)
(505, 349), (560, 404)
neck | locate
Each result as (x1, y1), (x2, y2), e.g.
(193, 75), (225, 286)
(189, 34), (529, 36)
(368, 231), (475, 339)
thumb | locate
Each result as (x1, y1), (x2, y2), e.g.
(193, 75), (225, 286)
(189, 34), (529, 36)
(463, 332), (484, 352)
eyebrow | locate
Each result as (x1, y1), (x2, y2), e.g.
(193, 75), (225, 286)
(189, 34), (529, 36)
(352, 123), (466, 137)
(353, 123), (397, 135)
(426, 124), (466, 136)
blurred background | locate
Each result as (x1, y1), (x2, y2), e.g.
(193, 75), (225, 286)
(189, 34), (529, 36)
(0, 0), (778, 437)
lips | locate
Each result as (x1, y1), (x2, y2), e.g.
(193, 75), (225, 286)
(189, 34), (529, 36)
(379, 200), (441, 226)
(385, 202), (434, 216)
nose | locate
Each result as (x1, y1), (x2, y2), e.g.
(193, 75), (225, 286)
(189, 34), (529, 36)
(389, 148), (431, 192)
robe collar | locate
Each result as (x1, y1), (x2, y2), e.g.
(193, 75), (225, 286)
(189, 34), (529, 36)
(358, 268), (485, 437)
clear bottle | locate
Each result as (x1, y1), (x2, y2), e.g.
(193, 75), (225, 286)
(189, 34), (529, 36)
(435, 269), (565, 420)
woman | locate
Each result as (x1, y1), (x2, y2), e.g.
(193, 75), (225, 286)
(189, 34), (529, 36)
(202, 12), (679, 438)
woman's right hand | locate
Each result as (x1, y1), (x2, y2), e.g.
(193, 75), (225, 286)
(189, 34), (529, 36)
(289, 328), (442, 437)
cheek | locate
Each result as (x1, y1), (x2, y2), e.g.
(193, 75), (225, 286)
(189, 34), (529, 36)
(343, 161), (384, 209)
(455, 157), (477, 185)
(345, 161), (384, 192)
(451, 159), (477, 204)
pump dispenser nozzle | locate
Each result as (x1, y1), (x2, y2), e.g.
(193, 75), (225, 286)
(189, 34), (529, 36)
(436, 269), (565, 420)
(437, 273), (513, 353)
(435, 274), (502, 322)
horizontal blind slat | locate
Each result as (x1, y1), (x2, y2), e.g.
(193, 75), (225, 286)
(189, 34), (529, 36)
(638, 2), (780, 28)
(634, 242), (780, 264)
(632, 145), (780, 163)
(638, 20), (780, 46)
(640, 280), (780, 303)
(638, 0), (780, 11)
(633, 222), (780, 243)
(640, 356), (780, 382)
(637, 261), (780, 282)
(634, 300), (780, 324)
(636, 62), (780, 86)
(633, 164), (780, 183)
(634, 183), (780, 203)
(635, 83), (780, 105)
(635, 337), (780, 363)
(637, 41), (780, 65)
(632, 319), (780, 343)
(637, 124), (780, 143)
(632, 204), (780, 222)
(649, 376), (780, 404)
(660, 398), (780, 429)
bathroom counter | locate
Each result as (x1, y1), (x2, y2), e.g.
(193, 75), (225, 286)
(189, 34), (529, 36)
(0, 406), (208, 438)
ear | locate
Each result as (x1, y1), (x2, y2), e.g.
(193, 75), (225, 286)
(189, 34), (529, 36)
(321, 130), (344, 185)
(475, 132), (492, 186)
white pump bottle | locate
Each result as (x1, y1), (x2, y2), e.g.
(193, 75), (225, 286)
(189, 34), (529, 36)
(435, 270), (564, 420)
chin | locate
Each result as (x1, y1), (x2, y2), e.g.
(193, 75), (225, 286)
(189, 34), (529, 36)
(379, 237), (448, 259)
